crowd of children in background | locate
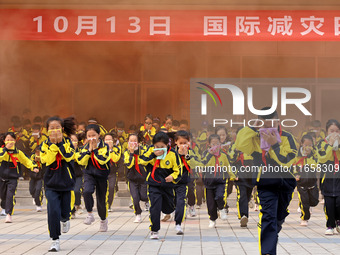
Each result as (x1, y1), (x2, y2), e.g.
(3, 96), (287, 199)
(0, 111), (339, 254)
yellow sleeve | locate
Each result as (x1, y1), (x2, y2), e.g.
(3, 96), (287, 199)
(138, 146), (156, 166)
(40, 142), (59, 166)
(170, 151), (182, 182)
(317, 141), (334, 164)
(18, 151), (37, 171)
(235, 127), (259, 156)
(0, 148), (8, 162)
(124, 150), (135, 169)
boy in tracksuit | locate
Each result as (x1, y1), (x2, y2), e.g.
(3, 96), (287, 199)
(317, 119), (340, 235)
(235, 108), (297, 255)
(138, 132), (182, 240)
(228, 142), (254, 228)
(0, 132), (39, 223)
(201, 134), (236, 228)
(124, 133), (148, 223)
(77, 124), (111, 232)
(292, 134), (319, 226)
(173, 130), (201, 234)
(29, 148), (45, 212)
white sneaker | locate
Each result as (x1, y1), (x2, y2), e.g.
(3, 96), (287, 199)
(145, 202), (150, 211)
(321, 199), (325, 204)
(240, 216), (248, 227)
(175, 224), (184, 235)
(36, 206), (42, 212)
(5, 214), (12, 223)
(99, 219), (108, 232)
(33, 199), (36, 205)
(325, 228), (334, 235)
(1, 209), (6, 216)
(196, 205), (201, 209)
(254, 204), (259, 211)
(336, 221), (340, 234)
(219, 209), (228, 221)
(61, 221), (70, 233)
(189, 206), (196, 217)
(208, 220), (216, 228)
(134, 214), (142, 223)
(297, 207), (301, 213)
(48, 239), (60, 252)
(300, 220), (308, 226)
(108, 207), (113, 212)
(150, 231), (159, 239)
(84, 213), (95, 225)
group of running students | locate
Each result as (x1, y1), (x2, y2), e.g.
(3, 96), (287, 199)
(0, 108), (339, 255)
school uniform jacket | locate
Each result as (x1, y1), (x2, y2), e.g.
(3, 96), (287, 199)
(201, 150), (236, 189)
(40, 137), (75, 191)
(0, 147), (37, 179)
(317, 140), (340, 196)
(124, 146), (148, 184)
(138, 145), (182, 187)
(291, 150), (318, 188)
(235, 126), (297, 191)
(140, 126), (156, 144)
(77, 139), (110, 179)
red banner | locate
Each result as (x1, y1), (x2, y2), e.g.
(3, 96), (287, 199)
(2, 9), (340, 41)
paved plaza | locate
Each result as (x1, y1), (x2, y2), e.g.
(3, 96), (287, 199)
(0, 192), (339, 255)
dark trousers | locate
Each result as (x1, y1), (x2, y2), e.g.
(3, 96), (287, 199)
(297, 185), (319, 221)
(148, 185), (175, 232)
(29, 178), (43, 207)
(128, 181), (148, 215)
(45, 189), (71, 240)
(257, 189), (293, 255)
(0, 178), (18, 215)
(108, 172), (118, 208)
(206, 184), (225, 221)
(236, 184), (253, 218)
(83, 174), (108, 221)
(174, 184), (188, 225)
(195, 181), (205, 206)
(187, 179), (196, 206)
(74, 177), (83, 206)
(324, 195), (340, 228)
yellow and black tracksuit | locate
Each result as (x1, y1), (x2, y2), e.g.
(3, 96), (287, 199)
(108, 145), (121, 209)
(317, 140), (340, 229)
(29, 154), (45, 207)
(292, 153), (319, 221)
(138, 145), (182, 232)
(235, 126), (297, 255)
(196, 130), (208, 155)
(40, 137), (75, 240)
(28, 134), (48, 154)
(140, 125), (156, 145)
(201, 150), (236, 221)
(229, 143), (254, 219)
(72, 147), (84, 213)
(174, 148), (201, 225)
(78, 140), (110, 221)
(0, 146), (37, 215)
(124, 146), (148, 215)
